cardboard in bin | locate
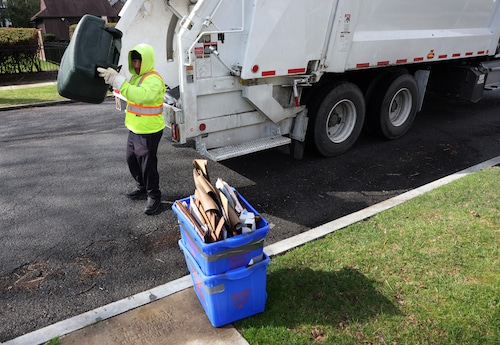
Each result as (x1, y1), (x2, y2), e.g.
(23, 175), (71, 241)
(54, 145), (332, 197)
(179, 240), (269, 327)
(172, 193), (269, 275)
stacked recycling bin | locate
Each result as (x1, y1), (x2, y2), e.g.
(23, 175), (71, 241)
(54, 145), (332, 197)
(172, 160), (270, 327)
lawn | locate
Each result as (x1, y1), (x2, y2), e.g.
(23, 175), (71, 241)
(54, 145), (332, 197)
(0, 84), (66, 107)
(236, 167), (500, 345)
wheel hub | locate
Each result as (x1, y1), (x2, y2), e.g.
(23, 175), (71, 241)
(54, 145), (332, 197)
(326, 100), (357, 143)
(389, 88), (412, 127)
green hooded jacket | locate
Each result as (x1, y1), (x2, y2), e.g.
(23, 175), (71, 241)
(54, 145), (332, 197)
(119, 44), (165, 134)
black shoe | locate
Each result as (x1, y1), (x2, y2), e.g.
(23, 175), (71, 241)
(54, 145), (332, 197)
(144, 197), (161, 215)
(126, 188), (147, 200)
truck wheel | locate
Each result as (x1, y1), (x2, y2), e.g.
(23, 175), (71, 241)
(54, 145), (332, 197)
(308, 82), (365, 157)
(366, 73), (418, 139)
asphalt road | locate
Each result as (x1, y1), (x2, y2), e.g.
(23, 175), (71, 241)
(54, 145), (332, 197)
(1, 93), (499, 342)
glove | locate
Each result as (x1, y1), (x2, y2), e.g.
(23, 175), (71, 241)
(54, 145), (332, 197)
(97, 67), (126, 90)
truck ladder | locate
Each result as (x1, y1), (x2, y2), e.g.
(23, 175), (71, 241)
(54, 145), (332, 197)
(197, 135), (292, 161)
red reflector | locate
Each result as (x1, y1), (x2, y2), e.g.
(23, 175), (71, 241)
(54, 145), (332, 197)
(262, 70), (276, 76)
(252, 65), (259, 73)
(171, 124), (179, 142)
(199, 123), (206, 131)
(414, 57), (424, 62)
(356, 63), (370, 68)
(396, 59), (407, 64)
(288, 68), (306, 74)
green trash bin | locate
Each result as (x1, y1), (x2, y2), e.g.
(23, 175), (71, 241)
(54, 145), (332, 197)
(57, 14), (122, 104)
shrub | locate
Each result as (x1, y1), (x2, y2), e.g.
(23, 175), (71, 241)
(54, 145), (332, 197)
(0, 28), (42, 73)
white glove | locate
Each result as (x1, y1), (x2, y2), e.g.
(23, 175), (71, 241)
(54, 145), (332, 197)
(97, 67), (126, 89)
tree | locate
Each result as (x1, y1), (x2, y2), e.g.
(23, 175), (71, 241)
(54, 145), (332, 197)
(0, 0), (39, 28)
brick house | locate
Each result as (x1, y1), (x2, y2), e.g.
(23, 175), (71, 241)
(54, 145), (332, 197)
(31, 0), (119, 41)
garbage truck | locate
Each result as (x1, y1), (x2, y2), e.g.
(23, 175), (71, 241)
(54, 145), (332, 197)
(113, 0), (500, 161)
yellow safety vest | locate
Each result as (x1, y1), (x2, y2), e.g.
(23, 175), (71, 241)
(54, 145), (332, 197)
(123, 71), (166, 134)
(126, 72), (163, 116)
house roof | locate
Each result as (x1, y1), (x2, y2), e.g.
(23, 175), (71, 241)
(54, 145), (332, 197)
(31, 0), (118, 20)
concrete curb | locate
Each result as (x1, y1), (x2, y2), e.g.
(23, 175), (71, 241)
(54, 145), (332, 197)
(3, 155), (500, 345)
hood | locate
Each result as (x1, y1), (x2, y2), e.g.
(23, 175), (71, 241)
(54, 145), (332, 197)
(128, 43), (156, 76)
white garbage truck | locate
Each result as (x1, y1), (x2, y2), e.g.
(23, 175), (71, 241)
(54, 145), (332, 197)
(114, 0), (500, 161)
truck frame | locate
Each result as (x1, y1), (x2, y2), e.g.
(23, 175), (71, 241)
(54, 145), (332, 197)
(114, 0), (500, 161)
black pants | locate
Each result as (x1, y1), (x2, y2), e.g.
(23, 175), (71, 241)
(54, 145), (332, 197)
(126, 130), (163, 199)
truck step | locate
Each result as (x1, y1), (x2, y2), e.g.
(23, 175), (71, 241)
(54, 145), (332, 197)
(204, 135), (291, 161)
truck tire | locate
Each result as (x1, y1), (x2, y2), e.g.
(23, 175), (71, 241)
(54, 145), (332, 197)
(366, 73), (418, 139)
(308, 82), (365, 157)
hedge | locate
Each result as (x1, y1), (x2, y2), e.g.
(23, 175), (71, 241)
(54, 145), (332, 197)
(0, 28), (41, 73)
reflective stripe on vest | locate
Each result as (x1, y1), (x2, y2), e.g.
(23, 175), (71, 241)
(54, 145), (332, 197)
(127, 71), (163, 116)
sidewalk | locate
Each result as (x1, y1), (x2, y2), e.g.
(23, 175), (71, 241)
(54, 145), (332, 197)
(0, 81), (57, 90)
(3, 155), (498, 345)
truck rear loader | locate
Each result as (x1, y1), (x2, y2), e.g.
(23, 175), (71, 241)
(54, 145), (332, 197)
(113, 0), (500, 161)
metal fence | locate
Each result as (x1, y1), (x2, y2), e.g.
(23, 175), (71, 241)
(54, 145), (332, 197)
(0, 42), (68, 74)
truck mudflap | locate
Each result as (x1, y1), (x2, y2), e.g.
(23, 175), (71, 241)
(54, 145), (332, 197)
(481, 60), (500, 90)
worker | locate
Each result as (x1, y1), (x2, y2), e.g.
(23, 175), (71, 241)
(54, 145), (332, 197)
(97, 44), (166, 215)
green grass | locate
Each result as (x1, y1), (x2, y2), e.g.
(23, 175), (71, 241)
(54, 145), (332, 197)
(236, 167), (500, 345)
(44, 336), (60, 345)
(0, 84), (66, 107)
(40, 60), (60, 72)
